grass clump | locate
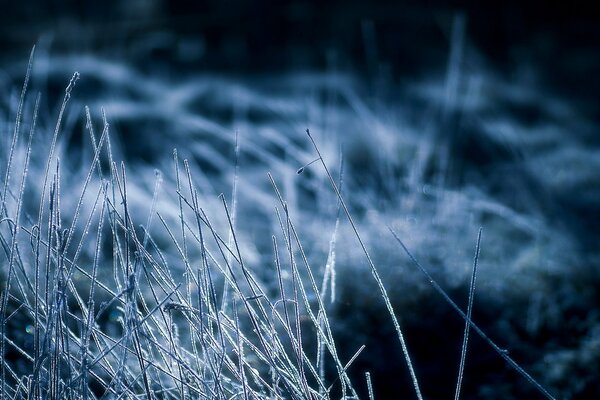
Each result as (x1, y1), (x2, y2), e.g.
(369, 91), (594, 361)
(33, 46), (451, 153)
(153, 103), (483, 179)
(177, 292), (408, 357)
(1, 46), (597, 399)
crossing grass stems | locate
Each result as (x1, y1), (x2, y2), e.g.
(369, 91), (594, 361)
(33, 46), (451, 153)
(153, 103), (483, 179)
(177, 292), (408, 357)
(0, 49), (559, 399)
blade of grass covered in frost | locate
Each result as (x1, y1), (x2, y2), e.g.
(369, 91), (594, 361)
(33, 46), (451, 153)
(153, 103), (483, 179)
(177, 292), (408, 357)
(35, 71), (79, 266)
(4, 92), (39, 359)
(325, 344), (366, 393)
(272, 235), (294, 356)
(268, 173), (356, 397)
(80, 186), (107, 400)
(314, 150), (344, 396)
(283, 204), (312, 397)
(387, 226), (556, 400)
(54, 159), (79, 399)
(366, 371), (374, 400)
(173, 149), (193, 286)
(319, 150), (344, 306)
(108, 165), (132, 396)
(233, 298), (249, 400)
(2, 304), (34, 363)
(169, 153), (200, 398)
(305, 128), (423, 400)
(84, 106), (105, 180)
(219, 194), (262, 298)
(49, 166), (62, 400)
(107, 162), (127, 293)
(0, 46), (33, 219)
(31, 178), (63, 395)
(222, 130), (241, 314)
(29, 74), (80, 397)
(0, 48), (35, 400)
(454, 228), (481, 400)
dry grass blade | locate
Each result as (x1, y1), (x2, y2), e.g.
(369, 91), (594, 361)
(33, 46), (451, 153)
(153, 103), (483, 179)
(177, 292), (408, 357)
(388, 226), (556, 400)
(305, 129), (423, 400)
(454, 228), (481, 400)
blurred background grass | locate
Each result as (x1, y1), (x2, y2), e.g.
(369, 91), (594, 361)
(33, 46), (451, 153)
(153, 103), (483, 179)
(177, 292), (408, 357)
(1, 1), (599, 89)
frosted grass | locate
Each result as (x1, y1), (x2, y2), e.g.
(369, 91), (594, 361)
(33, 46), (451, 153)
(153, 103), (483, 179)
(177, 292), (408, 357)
(0, 47), (597, 398)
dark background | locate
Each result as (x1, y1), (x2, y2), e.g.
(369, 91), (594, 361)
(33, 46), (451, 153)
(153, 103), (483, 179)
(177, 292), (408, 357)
(2, 0), (599, 112)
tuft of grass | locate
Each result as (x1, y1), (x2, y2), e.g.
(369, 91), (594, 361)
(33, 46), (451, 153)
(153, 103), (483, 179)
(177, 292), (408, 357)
(1, 46), (598, 399)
